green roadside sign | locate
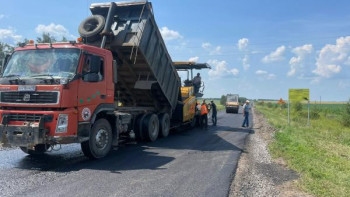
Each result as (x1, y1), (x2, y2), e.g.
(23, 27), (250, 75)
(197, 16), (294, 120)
(289, 89), (310, 102)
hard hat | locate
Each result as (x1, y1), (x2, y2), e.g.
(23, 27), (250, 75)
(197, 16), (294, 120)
(246, 100), (250, 103)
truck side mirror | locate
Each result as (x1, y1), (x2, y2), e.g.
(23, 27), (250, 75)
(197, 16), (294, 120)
(89, 55), (101, 73)
(1, 54), (11, 73)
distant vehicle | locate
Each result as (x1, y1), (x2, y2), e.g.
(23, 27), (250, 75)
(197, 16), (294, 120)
(226, 94), (239, 113)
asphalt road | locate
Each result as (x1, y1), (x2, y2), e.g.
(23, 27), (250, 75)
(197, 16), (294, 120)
(0, 108), (252, 197)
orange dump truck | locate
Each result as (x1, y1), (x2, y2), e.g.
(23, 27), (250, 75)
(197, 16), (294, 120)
(0, 1), (209, 159)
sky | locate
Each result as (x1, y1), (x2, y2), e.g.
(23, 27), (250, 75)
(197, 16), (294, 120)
(1, 0), (350, 101)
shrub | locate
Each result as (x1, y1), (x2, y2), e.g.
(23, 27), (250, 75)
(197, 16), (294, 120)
(281, 103), (287, 109)
(345, 100), (350, 114)
(310, 107), (321, 119)
(267, 102), (273, 108)
(220, 95), (227, 105)
(342, 114), (350, 127)
(257, 101), (264, 106)
(293, 102), (303, 112)
(342, 100), (350, 127)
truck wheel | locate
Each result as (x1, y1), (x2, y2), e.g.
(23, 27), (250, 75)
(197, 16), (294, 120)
(20, 144), (48, 155)
(142, 114), (159, 142)
(134, 113), (147, 141)
(78, 15), (105, 41)
(81, 118), (112, 159)
(159, 113), (170, 138)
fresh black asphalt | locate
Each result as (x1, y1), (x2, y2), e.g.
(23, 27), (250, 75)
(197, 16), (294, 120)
(0, 108), (252, 197)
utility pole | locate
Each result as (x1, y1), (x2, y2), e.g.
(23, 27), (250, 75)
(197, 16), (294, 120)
(307, 99), (310, 127)
(288, 99), (290, 125)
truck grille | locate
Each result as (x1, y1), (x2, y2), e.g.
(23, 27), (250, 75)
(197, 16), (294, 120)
(0, 91), (59, 104)
(3, 113), (53, 122)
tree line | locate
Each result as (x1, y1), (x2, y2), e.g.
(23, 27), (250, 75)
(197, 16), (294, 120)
(0, 33), (68, 66)
(220, 95), (247, 105)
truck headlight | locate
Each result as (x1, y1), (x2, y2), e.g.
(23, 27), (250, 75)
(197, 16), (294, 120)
(56, 114), (68, 133)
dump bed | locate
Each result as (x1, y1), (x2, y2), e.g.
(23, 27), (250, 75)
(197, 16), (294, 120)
(85, 1), (180, 111)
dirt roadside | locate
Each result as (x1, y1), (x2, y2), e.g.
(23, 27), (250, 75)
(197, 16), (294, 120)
(229, 108), (313, 197)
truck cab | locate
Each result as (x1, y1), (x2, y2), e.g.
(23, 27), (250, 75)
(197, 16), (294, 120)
(0, 42), (116, 157)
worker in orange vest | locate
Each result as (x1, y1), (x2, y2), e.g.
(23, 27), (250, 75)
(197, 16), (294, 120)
(200, 100), (208, 129)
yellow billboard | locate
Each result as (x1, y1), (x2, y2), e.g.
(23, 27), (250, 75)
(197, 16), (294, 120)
(289, 89), (310, 102)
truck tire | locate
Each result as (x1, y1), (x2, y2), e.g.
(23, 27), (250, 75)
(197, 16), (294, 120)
(158, 113), (170, 138)
(81, 118), (112, 159)
(134, 113), (147, 141)
(78, 15), (105, 41)
(142, 114), (159, 142)
(20, 144), (48, 155)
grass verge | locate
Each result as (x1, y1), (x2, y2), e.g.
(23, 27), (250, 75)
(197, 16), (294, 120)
(256, 105), (350, 197)
(199, 98), (225, 111)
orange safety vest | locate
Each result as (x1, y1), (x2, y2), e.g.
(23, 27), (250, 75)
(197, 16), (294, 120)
(201, 104), (208, 115)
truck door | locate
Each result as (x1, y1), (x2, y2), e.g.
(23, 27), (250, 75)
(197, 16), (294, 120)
(77, 53), (107, 122)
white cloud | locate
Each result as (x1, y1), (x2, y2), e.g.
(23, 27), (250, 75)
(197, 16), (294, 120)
(255, 69), (276, 80)
(267, 73), (276, 79)
(251, 50), (261, 54)
(202, 42), (211, 49)
(207, 59), (239, 79)
(311, 77), (321, 84)
(189, 56), (199, 62)
(313, 36), (350, 78)
(288, 44), (313, 77)
(242, 55), (250, 70)
(238, 38), (249, 51)
(338, 80), (350, 89)
(210, 46), (221, 55)
(160, 26), (183, 41)
(313, 64), (341, 78)
(202, 42), (221, 55)
(35, 23), (75, 39)
(0, 14), (5, 20)
(0, 28), (23, 44)
(231, 68), (239, 76)
(262, 45), (286, 63)
(237, 39), (250, 70)
(256, 70), (268, 75)
(292, 44), (313, 55)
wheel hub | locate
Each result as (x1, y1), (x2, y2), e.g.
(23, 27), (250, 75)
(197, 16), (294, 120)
(95, 128), (108, 149)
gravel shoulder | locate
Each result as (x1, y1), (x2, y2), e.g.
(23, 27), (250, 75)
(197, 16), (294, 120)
(229, 108), (313, 197)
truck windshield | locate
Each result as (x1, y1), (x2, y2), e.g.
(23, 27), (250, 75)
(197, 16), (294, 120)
(227, 95), (238, 102)
(2, 48), (80, 79)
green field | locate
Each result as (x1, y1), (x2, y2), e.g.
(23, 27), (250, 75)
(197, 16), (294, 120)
(199, 98), (225, 111)
(306, 103), (346, 115)
(256, 103), (350, 197)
